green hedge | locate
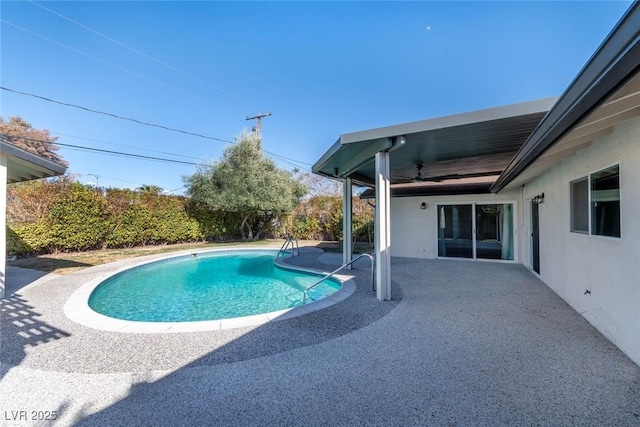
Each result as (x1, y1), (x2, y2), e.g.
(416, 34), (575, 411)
(48, 183), (111, 251)
(281, 195), (373, 243)
(6, 181), (374, 256)
(7, 183), (224, 255)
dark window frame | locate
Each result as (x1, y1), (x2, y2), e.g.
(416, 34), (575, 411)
(569, 164), (621, 238)
(570, 177), (589, 234)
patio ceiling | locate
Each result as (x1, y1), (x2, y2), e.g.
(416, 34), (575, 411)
(313, 97), (557, 189)
(2, 140), (67, 183)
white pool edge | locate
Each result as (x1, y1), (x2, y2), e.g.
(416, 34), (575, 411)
(63, 247), (356, 333)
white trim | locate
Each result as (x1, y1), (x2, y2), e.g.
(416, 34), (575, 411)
(1, 153), (7, 299)
(569, 162), (622, 239)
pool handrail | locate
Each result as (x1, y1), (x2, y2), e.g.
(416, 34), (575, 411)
(278, 237), (299, 257)
(303, 253), (375, 302)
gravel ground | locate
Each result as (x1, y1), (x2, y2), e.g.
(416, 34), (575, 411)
(1, 247), (638, 426)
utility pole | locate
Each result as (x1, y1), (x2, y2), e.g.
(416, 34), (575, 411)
(246, 112), (271, 134)
(88, 173), (100, 189)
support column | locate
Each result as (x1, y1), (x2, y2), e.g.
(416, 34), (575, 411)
(342, 177), (353, 269)
(375, 151), (391, 300)
(1, 152), (7, 299)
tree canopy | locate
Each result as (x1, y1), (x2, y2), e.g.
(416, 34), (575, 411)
(183, 131), (306, 240)
(0, 116), (68, 166)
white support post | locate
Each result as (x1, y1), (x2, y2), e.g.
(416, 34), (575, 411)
(342, 177), (353, 269)
(375, 151), (391, 300)
(1, 152), (7, 299)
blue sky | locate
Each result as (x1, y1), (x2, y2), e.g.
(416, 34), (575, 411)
(1, 1), (633, 194)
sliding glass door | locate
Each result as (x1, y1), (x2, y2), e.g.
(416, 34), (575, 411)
(437, 204), (473, 258)
(475, 204), (514, 260)
(437, 203), (514, 261)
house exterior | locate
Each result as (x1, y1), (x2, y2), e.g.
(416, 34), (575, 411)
(1, 140), (67, 299)
(313, 2), (640, 366)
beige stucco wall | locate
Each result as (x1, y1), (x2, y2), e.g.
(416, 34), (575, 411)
(390, 190), (522, 261)
(519, 116), (640, 366)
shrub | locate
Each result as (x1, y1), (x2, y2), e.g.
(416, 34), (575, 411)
(47, 183), (110, 251)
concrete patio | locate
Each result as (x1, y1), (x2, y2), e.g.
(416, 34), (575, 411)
(1, 247), (639, 426)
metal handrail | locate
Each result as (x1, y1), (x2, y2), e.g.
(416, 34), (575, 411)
(303, 253), (375, 302)
(278, 237), (299, 257)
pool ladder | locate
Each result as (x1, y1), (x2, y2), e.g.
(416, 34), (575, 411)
(303, 253), (375, 302)
(278, 237), (299, 257)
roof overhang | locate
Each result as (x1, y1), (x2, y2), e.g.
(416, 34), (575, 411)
(313, 98), (556, 192)
(1, 140), (67, 183)
(492, 2), (640, 192)
(360, 175), (499, 199)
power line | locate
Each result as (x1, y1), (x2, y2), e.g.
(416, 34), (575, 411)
(56, 130), (311, 170)
(28, 0), (250, 104)
(0, 15), (248, 129)
(1, 134), (313, 175)
(77, 173), (150, 188)
(266, 152), (312, 171)
(0, 134), (205, 166)
(0, 20), (209, 103)
(165, 185), (186, 194)
(6, 6), (315, 170)
(53, 132), (213, 161)
(1, 86), (234, 144)
(267, 151), (312, 167)
(57, 143), (202, 165)
(2, 85), (313, 170)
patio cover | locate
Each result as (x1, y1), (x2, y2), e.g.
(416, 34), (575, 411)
(1, 140), (67, 298)
(313, 98), (556, 188)
(312, 98), (556, 300)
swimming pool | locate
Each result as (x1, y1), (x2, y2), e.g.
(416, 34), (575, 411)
(89, 250), (339, 322)
(64, 248), (355, 332)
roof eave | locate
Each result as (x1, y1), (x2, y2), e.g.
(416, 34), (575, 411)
(340, 97), (558, 145)
(491, 2), (640, 193)
(312, 138), (342, 175)
(2, 140), (67, 183)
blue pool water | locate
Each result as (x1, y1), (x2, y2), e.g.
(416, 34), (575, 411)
(88, 250), (340, 322)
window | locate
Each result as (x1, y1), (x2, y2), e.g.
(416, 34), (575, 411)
(591, 165), (620, 237)
(570, 177), (589, 233)
(570, 164), (620, 238)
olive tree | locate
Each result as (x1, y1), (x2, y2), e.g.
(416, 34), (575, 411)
(184, 131), (306, 240)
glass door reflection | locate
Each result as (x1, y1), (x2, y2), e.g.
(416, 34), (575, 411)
(437, 203), (514, 261)
(437, 204), (473, 258)
(476, 204), (514, 260)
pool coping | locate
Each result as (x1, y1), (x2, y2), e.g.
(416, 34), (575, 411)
(63, 247), (356, 333)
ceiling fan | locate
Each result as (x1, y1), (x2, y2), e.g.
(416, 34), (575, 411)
(392, 162), (437, 183)
(393, 162), (503, 183)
